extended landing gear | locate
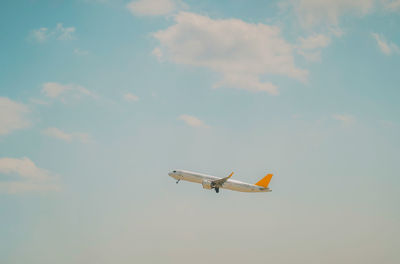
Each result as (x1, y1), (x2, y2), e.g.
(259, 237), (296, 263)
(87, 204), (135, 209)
(215, 187), (219, 193)
(176, 179), (180, 184)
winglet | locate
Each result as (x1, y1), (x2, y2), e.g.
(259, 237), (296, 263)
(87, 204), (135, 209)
(255, 174), (273, 188)
(227, 172), (234, 178)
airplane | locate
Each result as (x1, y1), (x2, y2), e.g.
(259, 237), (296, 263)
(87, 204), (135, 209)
(168, 169), (273, 193)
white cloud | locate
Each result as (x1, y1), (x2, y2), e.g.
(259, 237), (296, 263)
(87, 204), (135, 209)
(283, 0), (374, 28)
(152, 47), (163, 60)
(42, 127), (91, 143)
(42, 127), (72, 141)
(297, 34), (331, 61)
(371, 33), (400, 55)
(383, 0), (400, 11)
(29, 98), (49, 105)
(56, 23), (76, 40)
(29, 23), (76, 43)
(127, 0), (179, 16)
(0, 97), (30, 136)
(123, 93), (139, 102)
(298, 34), (331, 50)
(332, 114), (355, 123)
(42, 82), (68, 98)
(0, 157), (51, 180)
(213, 74), (279, 95)
(154, 12), (307, 95)
(30, 27), (49, 42)
(330, 27), (345, 37)
(41, 82), (94, 100)
(0, 157), (60, 194)
(179, 114), (209, 128)
(297, 50), (323, 62)
(74, 133), (92, 143)
(74, 48), (89, 55)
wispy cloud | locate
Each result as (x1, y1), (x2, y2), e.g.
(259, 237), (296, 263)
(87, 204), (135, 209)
(383, 0), (400, 11)
(152, 47), (163, 61)
(126, 0), (185, 16)
(0, 157), (60, 194)
(0, 97), (30, 136)
(56, 23), (75, 40)
(154, 12), (307, 95)
(297, 34), (331, 61)
(41, 82), (95, 101)
(73, 48), (89, 56)
(29, 98), (49, 105)
(371, 33), (400, 55)
(42, 127), (92, 143)
(298, 34), (331, 50)
(179, 114), (209, 128)
(332, 114), (355, 124)
(29, 27), (49, 43)
(123, 93), (139, 102)
(29, 23), (76, 43)
(281, 0), (374, 29)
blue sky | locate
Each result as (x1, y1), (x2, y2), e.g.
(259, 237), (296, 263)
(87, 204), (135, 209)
(1, 0), (400, 263)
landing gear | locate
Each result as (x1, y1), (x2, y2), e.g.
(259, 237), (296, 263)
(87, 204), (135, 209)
(215, 187), (219, 193)
(176, 179), (180, 184)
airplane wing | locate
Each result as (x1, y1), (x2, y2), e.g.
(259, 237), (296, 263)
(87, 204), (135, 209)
(211, 172), (234, 188)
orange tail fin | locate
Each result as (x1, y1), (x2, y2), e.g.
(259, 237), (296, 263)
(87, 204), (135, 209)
(255, 174), (273, 188)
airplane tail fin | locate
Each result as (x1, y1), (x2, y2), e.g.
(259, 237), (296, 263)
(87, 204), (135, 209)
(254, 174), (273, 188)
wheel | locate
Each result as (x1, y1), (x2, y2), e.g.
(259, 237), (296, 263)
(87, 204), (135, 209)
(215, 187), (219, 193)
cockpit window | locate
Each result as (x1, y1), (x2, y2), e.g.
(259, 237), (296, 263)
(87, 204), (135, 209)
(173, 170), (176, 173)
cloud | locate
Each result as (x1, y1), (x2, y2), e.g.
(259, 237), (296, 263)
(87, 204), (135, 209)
(371, 33), (400, 55)
(332, 114), (355, 123)
(55, 23), (75, 40)
(30, 27), (49, 42)
(73, 48), (89, 56)
(383, 0), (400, 11)
(153, 12), (307, 95)
(127, 0), (182, 16)
(179, 114), (209, 128)
(297, 50), (323, 62)
(297, 34), (331, 61)
(123, 93), (139, 102)
(152, 47), (163, 60)
(298, 34), (331, 50)
(29, 98), (49, 105)
(0, 97), (30, 136)
(42, 127), (72, 141)
(42, 127), (92, 143)
(0, 157), (51, 180)
(282, 0), (374, 28)
(0, 157), (60, 194)
(41, 82), (94, 100)
(29, 23), (76, 43)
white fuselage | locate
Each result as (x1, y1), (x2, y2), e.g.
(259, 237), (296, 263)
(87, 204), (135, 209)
(168, 170), (271, 193)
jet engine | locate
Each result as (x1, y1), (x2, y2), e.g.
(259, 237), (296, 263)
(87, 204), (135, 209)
(202, 179), (213, 189)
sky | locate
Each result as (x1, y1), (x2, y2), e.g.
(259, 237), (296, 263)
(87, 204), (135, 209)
(0, 0), (400, 263)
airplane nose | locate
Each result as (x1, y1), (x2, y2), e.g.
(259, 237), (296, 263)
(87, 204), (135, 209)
(168, 170), (178, 178)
